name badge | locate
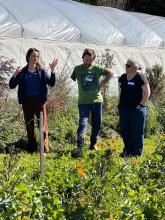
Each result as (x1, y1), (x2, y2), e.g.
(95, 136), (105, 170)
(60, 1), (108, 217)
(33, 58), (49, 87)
(128, 82), (135, 85)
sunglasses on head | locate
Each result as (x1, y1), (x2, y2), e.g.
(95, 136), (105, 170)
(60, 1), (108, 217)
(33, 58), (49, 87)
(126, 64), (132, 68)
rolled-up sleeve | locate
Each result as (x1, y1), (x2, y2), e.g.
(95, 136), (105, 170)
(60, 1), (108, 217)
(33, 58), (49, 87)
(71, 68), (77, 81)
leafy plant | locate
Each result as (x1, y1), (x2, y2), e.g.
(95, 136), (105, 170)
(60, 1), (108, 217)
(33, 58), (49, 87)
(146, 64), (165, 104)
(96, 48), (115, 110)
(47, 53), (73, 114)
(0, 54), (15, 98)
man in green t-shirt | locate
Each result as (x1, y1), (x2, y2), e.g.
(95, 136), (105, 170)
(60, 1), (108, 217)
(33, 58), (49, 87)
(71, 48), (113, 158)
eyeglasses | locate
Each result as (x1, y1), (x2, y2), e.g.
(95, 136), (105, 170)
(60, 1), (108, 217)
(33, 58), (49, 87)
(126, 64), (132, 68)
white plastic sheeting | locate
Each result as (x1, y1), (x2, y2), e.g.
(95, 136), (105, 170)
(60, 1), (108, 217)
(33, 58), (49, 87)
(0, 0), (165, 96)
(0, 0), (165, 47)
(1, 38), (165, 96)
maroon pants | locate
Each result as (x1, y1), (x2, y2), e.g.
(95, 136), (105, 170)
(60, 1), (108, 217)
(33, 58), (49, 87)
(22, 96), (48, 152)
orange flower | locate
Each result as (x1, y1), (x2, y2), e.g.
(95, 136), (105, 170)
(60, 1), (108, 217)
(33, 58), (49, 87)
(160, 134), (165, 136)
(79, 171), (86, 177)
(111, 147), (117, 152)
(76, 163), (85, 169)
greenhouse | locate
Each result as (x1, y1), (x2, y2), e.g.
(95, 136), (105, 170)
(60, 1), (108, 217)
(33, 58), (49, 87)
(0, 0), (165, 95)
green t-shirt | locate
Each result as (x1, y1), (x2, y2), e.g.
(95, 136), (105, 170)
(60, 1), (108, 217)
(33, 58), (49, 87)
(71, 64), (108, 104)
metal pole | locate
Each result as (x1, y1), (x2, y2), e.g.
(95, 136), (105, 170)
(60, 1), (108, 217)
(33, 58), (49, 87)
(40, 111), (45, 176)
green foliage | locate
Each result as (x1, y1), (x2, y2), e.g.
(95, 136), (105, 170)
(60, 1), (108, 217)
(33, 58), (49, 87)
(0, 101), (25, 148)
(157, 98), (165, 133)
(96, 48), (115, 110)
(146, 64), (165, 104)
(145, 101), (159, 137)
(48, 101), (78, 150)
(0, 136), (164, 219)
(101, 97), (120, 137)
(0, 54), (15, 98)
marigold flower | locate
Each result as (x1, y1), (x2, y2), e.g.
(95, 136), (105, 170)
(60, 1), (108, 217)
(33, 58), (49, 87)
(160, 133), (165, 136)
(96, 142), (101, 148)
(76, 163), (84, 169)
(111, 139), (116, 143)
(111, 147), (117, 152)
(79, 171), (86, 177)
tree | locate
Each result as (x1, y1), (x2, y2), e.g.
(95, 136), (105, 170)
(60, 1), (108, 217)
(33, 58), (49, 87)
(74, 0), (165, 16)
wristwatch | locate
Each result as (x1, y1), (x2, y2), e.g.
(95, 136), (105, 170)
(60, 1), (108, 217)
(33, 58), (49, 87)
(136, 104), (145, 109)
(139, 104), (146, 107)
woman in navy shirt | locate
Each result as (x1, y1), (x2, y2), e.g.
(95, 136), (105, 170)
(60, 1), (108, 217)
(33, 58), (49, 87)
(118, 59), (151, 157)
(9, 48), (58, 153)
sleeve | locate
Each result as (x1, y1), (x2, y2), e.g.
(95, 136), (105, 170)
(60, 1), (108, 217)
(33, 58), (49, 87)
(118, 76), (121, 83)
(9, 74), (20, 89)
(71, 68), (77, 81)
(98, 65), (108, 76)
(118, 74), (124, 83)
(45, 69), (56, 87)
(140, 73), (149, 85)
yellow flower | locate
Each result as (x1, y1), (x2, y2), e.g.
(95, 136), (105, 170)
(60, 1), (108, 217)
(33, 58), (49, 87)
(131, 159), (140, 165)
(95, 142), (101, 148)
(111, 139), (116, 144)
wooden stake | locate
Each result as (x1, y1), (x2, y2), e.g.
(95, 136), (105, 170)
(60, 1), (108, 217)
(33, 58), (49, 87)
(40, 111), (45, 176)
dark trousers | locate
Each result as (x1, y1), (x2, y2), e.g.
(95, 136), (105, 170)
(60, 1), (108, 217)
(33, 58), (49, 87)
(119, 107), (147, 156)
(22, 96), (48, 152)
(77, 103), (103, 148)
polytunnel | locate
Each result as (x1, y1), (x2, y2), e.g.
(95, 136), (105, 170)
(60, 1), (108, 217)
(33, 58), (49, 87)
(0, 0), (165, 95)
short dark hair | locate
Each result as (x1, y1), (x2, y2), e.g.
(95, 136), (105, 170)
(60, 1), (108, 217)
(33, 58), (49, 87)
(82, 48), (96, 60)
(26, 48), (39, 63)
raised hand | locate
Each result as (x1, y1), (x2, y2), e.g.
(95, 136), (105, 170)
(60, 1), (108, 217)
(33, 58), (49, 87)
(49, 58), (58, 73)
(14, 66), (22, 76)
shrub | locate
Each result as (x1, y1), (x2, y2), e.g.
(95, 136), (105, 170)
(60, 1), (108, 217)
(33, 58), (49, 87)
(48, 99), (78, 150)
(96, 48), (115, 110)
(146, 64), (165, 104)
(47, 54), (73, 114)
(0, 54), (15, 98)
(145, 101), (159, 137)
(157, 98), (165, 133)
(101, 97), (120, 138)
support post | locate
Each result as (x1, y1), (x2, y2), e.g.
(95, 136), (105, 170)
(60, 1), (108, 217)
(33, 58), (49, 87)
(40, 111), (45, 176)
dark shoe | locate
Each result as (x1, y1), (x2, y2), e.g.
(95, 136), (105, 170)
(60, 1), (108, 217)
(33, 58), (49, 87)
(72, 148), (82, 158)
(89, 145), (99, 151)
(27, 145), (38, 153)
(119, 152), (131, 158)
(131, 153), (141, 157)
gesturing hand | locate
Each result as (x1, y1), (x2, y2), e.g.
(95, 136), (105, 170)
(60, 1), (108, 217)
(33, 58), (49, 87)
(14, 66), (22, 76)
(49, 58), (58, 73)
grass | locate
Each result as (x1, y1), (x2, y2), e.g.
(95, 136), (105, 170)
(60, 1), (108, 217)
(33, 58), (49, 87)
(0, 135), (157, 173)
(0, 135), (164, 219)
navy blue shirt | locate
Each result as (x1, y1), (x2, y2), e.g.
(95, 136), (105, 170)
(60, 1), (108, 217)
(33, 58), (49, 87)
(118, 72), (149, 110)
(9, 65), (56, 104)
(25, 70), (40, 96)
